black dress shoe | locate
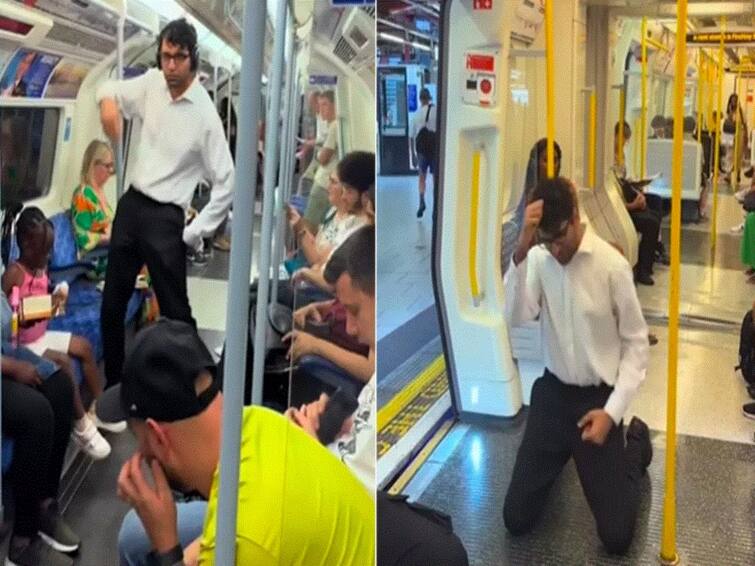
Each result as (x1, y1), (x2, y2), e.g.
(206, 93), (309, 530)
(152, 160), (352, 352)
(635, 272), (654, 286)
(626, 417), (652, 472)
(416, 201), (426, 218)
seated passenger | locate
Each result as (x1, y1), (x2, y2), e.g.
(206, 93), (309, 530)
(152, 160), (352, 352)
(614, 122), (665, 285)
(71, 140), (114, 278)
(2, 208), (121, 461)
(99, 318), (374, 565)
(286, 226), (469, 565)
(502, 176), (652, 555)
(292, 152), (374, 293)
(1, 288), (80, 566)
(650, 114), (665, 138)
(288, 152), (370, 270)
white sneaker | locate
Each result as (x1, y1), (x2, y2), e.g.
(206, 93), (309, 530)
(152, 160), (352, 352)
(71, 418), (111, 460)
(88, 402), (127, 433)
(730, 222), (745, 233)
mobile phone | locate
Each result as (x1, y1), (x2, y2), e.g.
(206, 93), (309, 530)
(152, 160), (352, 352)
(317, 388), (359, 445)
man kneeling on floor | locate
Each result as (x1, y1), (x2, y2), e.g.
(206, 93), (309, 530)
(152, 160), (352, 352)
(98, 318), (374, 565)
(502, 176), (653, 555)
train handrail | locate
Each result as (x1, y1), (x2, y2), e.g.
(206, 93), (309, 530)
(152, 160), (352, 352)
(659, 2), (687, 564)
(469, 149), (482, 306)
(641, 17), (647, 178)
(711, 17), (724, 251)
(545, 0), (555, 177)
(589, 90), (597, 188)
(214, 0), (268, 564)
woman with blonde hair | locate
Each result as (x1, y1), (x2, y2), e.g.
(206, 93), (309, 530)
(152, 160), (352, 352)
(71, 140), (114, 276)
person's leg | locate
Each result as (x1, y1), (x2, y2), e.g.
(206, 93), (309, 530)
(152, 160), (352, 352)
(377, 491), (468, 566)
(302, 183), (330, 234)
(118, 500), (207, 566)
(629, 211), (659, 280)
(42, 350), (85, 419)
(2, 379), (54, 543)
(140, 200), (195, 327)
(503, 373), (572, 535)
(417, 156), (428, 218)
(102, 191), (144, 388)
(67, 336), (102, 400)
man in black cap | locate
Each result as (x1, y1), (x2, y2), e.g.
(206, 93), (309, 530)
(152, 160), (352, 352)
(98, 318), (374, 565)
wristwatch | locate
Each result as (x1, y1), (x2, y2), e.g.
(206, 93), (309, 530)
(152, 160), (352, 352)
(147, 544), (183, 566)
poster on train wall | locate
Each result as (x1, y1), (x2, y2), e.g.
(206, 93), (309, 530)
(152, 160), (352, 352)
(44, 60), (92, 99)
(511, 0), (544, 46)
(0, 48), (61, 98)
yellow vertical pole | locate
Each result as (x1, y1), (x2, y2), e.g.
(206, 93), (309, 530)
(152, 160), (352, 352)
(545, 0), (555, 177)
(589, 91), (597, 187)
(697, 53), (703, 144)
(469, 151), (481, 304)
(634, 118), (641, 174)
(660, 2), (686, 565)
(707, 54), (715, 130)
(712, 18), (725, 251)
(732, 70), (742, 186)
(618, 88), (626, 167)
(641, 17), (648, 177)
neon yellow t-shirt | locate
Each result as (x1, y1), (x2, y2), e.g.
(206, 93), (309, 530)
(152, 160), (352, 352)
(199, 406), (375, 565)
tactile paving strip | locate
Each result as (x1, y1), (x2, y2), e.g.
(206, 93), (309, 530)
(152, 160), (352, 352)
(414, 416), (755, 566)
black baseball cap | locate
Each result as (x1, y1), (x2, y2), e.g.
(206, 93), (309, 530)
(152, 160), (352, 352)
(97, 318), (218, 423)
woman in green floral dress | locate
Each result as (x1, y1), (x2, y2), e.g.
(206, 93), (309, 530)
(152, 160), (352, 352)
(71, 140), (114, 277)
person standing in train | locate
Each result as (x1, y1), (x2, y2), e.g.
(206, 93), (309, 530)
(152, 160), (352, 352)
(96, 18), (234, 389)
(502, 177), (652, 555)
(410, 87), (437, 218)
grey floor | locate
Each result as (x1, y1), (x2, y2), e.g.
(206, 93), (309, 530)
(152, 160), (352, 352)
(414, 417), (755, 566)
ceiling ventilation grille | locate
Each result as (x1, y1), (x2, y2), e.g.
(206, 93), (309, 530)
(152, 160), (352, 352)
(333, 35), (357, 64)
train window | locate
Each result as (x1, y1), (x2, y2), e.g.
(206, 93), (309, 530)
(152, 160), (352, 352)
(0, 106), (60, 206)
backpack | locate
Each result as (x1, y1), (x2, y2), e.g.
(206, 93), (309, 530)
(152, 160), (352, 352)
(736, 310), (755, 385)
(415, 104), (436, 157)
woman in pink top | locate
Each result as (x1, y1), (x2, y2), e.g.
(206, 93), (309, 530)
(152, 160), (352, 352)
(2, 207), (118, 460)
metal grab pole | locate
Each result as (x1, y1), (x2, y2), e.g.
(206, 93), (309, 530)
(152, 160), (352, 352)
(115, 1), (126, 200)
(659, 1), (686, 564)
(545, 0), (555, 177)
(251, 0), (289, 406)
(215, 1), (267, 564)
(271, 26), (299, 306)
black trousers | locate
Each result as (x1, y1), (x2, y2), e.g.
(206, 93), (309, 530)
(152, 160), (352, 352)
(2, 371), (73, 537)
(378, 491), (469, 566)
(629, 209), (660, 276)
(102, 189), (195, 387)
(503, 370), (644, 555)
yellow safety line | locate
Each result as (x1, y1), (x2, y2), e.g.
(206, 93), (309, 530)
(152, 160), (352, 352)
(377, 355), (445, 432)
(641, 17), (648, 177)
(469, 151), (482, 303)
(387, 418), (455, 495)
(589, 91), (597, 188)
(712, 18), (725, 252)
(545, 0), (555, 177)
(660, 2), (685, 564)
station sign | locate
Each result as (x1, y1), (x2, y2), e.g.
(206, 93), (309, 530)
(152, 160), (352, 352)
(474, 0), (493, 9)
(463, 49), (499, 107)
(687, 31), (755, 45)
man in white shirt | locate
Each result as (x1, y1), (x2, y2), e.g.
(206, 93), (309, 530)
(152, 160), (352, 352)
(410, 88), (437, 218)
(96, 19), (234, 388)
(503, 176), (652, 555)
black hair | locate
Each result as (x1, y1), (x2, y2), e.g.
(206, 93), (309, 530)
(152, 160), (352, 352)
(530, 177), (576, 238)
(15, 206), (52, 253)
(323, 243), (349, 286)
(337, 152), (375, 194)
(524, 138), (562, 193)
(319, 90), (335, 104)
(341, 225), (375, 296)
(727, 93), (739, 114)
(419, 87), (431, 102)
(650, 115), (665, 129)
(614, 121), (631, 137)
(683, 115), (696, 134)
(157, 18), (199, 71)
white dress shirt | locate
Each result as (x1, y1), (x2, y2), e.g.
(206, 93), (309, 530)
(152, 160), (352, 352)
(411, 103), (437, 138)
(96, 68), (235, 249)
(504, 226), (649, 424)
